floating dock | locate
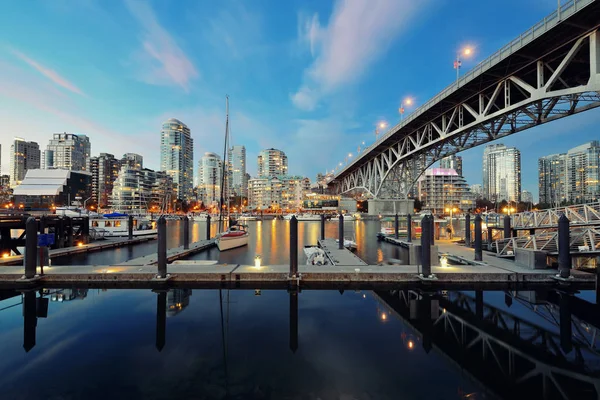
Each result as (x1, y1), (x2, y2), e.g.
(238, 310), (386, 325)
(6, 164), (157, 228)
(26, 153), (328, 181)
(117, 239), (216, 266)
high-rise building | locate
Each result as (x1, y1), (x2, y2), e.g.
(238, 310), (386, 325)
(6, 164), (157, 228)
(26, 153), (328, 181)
(248, 175), (311, 210)
(229, 145), (247, 197)
(89, 153), (120, 208)
(439, 155), (463, 176)
(258, 148), (288, 177)
(9, 138), (40, 187)
(43, 133), (91, 171)
(521, 190), (533, 204)
(566, 141), (600, 203)
(417, 168), (474, 215)
(198, 152), (223, 207)
(110, 166), (174, 213)
(538, 153), (567, 206)
(121, 153), (143, 170)
(470, 184), (483, 199)
(483, 144), (521, 202)
(160, 118), (193, 201)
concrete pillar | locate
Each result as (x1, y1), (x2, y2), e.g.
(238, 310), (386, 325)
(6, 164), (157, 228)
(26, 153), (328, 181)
(156, 290), (166, 352)
(474, 215), (482, 262)
(182, 216), (189, 250)
(23, 291), (37, 352)
(289, 291), (298, 353)
(157, 216), (167, 279)
(128, 215), (134, 240)
(465, 214), (471, 247)
(290, 216), (298, 277)
(503, 215), (511, 239)
(421, 215), (431, 277)
(394, 213), (399, 239)
(407, 214), (412, 243)
(559, 294), (572, 353)
(558, 214), (571, 278)
(206, 215), (211, 240)
(24, 217), (37, 279)
(320, 214), (325, 241)
(338, 214), (344, 249)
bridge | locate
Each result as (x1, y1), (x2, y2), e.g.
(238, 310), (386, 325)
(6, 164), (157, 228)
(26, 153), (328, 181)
(330, 0), (600, 199)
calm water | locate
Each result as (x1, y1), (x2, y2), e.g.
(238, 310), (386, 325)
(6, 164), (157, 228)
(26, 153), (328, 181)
(54, 220), (402, 266)
(0, 288), (598, 399)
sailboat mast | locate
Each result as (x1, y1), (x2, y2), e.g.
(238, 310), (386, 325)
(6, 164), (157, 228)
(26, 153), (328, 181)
(218, 96), (230, 233)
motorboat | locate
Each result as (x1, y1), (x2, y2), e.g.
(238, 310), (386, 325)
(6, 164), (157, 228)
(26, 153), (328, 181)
(238, 213), (257, 221)
(283, 214), (295, 220)
(304, 246), (329, 265)
(335, 238), (357, 251)
(165, 215), (181, 221)
(216, 223), (250, 251)
(89, 213), (156, 237)
(189, 213), (209, 221)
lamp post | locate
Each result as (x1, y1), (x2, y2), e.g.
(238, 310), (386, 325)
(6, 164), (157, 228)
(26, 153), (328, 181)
(454, 47), (473, 84)
(445, 206), (458, 239)
(399, 97), (413, 121)
(375, 121), (387, 141)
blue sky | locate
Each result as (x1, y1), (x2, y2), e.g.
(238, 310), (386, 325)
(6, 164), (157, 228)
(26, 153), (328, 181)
(1, 0), (598, 202)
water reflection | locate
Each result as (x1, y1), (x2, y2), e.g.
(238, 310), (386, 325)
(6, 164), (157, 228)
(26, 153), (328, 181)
(2, 288), (599, 399)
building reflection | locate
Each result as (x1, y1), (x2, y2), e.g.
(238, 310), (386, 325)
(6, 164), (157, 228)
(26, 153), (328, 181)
(167, 289), (192, 317)
(45, 288), (89, 302)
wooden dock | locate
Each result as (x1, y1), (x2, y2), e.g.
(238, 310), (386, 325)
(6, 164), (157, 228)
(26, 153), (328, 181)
(117, 239), (216, 266)
(318, 238), (367, 266)
(0, 235), (157, 266)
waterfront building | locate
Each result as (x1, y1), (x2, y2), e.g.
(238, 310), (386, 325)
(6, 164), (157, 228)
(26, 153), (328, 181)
(109, 167), (174, 213)
(198, 152), (223, 207)
(9, 138), (40, 187)
(483, 143), (521, 202)
(167, 289), (192, 317)
(12, 169), (91, 208)
(521, 190), (533, 204)
(121, 153), (143, 170)
(565, 141), (600, 203)
(160, 118), (193, 201)
(43, 133), (91, 171)
(258, 148), (288, 177)
(439, 155), (463, 176)
(538, 153), (567, 206)
(89, 153), (120, 209)
(248, 175), (310, 210)
(0, 175), (9, 188)
(228, 145), (247, 198)
(417, 168), (474, 215)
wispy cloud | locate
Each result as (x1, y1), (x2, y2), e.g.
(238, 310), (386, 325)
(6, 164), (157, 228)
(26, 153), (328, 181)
(292, 0), (428, 110)
(10, 49), (86, 96)
(125, 0), (198, 92)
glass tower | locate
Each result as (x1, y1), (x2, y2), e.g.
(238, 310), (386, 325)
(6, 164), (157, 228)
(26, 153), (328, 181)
(160, 118), (193, 201)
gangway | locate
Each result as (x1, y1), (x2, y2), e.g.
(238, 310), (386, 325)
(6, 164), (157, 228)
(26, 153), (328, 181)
(495, 226), (600, 257)
(511, 203), (600, 230)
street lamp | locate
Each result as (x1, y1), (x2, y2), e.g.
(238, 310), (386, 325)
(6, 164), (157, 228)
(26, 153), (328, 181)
(444, 206), (459, 239)
(399, 97), (414, 121)
(454, 47), (474, 83)
(375, 121), (387, 140)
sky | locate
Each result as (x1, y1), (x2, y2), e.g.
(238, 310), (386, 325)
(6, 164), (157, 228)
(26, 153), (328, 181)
(1, 0), (598, 202)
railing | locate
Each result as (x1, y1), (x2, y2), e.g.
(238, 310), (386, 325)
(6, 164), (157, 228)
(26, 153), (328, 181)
(336, 0), (596, 178)
(495, 226), (600, 256)
(511, 202), (600, 229)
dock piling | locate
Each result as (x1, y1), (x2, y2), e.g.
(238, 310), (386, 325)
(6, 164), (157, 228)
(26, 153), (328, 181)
(65, 216), (73, 248)
(157, 216), (167, 279)
(128, 215), (134, 240)
(82, 216), (89, 244)
(407, 214), (412, 242)
(558, 214), (571, 278)
(338, 214), (344, 250)
(23, 291), (37, 352)
(290, 216), (298, 277)
(474, 214), (483, 261)
(394, 213), (399, 239)
(182, 216), (190, 250)
(421, 215), (432, 277)
(155, 290), (167, 351)
(24, 217), (37, 279)
(430, 215), (435, 245)
(503, 215), (511, 239)
(465, 214), (471, 247)
(206, 215), (211, 240)
(320, 214), (325, 241)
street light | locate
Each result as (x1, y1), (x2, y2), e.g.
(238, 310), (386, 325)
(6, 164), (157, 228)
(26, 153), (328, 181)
(375, 121), (387, 140)
(454, 46), (474, 83)
(399, 97), (414, 121)
(445, 206), (459, 239)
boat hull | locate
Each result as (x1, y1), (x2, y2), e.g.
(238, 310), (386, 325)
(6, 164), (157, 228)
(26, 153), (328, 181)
(216, 234), (249, 251)
(96, 229), (157, 238)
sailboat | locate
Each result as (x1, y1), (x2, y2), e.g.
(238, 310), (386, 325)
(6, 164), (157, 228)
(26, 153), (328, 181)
(216, 96), (250, 251)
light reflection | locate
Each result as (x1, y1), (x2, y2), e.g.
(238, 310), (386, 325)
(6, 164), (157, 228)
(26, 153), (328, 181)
(256, 220), (263, 256)
(377, 248), (384, 263)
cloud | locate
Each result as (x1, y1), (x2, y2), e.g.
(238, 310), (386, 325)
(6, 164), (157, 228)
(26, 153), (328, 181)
(292, 0), (427, 109)
(125, 0), (198, 91)
(10, 49), (86, 96)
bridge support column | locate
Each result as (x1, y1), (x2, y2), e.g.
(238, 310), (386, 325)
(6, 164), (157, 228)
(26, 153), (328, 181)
(338, 214), (344, 250)
(407, 214), (412, 243)
(421, 215), (432, 277)
(474, 215), (482, 262)
(558, 214), (571, 279)
(157, 216), (167, 279)
(206, 215), (211, 240)
(290, 216), (298, 278)
(465, 214), (471, 247)
(503, 215), (511, 239)
(394, 213), (399, 240)
(182, 216), (189, 250)
(24, 217), (37, 279)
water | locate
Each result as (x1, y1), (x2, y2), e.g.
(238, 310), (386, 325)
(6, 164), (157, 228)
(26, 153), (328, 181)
(54, 220), (402, 266)
(0, 288), (598, 399)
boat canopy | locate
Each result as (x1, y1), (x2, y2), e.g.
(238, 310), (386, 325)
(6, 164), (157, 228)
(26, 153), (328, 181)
(103, 212), (129, 218)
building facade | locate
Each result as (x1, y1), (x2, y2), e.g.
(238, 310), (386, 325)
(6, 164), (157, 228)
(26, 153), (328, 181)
(417, 168), (474, 215)
(565, 141), (600, 203)
(109, 167), (174, 213)
(258, 148), (288, 177)
(228, 145), (247, 197)
(89, 153), (120, 208)
(521, 190), (533, 204)
(121, 153), (143, 170)
(439, 155), (463, 176)
(483, 143), (521, 202)
(198, 152), (223, 207)
(248, 175), (310, 210)
(538, 153), (567, 206)
(9, 138), (41, 187)
(12, 169), (91, 208)
(469, 184), (483, 199)
(160, 118), (193, 201)
(43, 133), (91, 171)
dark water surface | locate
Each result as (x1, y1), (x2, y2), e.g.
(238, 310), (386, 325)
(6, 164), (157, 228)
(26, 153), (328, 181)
(0, 288), (598, 399)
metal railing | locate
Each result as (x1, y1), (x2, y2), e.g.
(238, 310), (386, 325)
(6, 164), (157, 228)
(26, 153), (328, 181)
(495, 226), (600, 256)
(511, 202), (600, 229)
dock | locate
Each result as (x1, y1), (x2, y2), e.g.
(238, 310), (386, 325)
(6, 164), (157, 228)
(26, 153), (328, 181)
(117, 239), (216, 265)
(318, 238), (367, 266)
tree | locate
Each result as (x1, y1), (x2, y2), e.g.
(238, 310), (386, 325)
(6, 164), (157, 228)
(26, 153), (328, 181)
(413, 198), (423, 212)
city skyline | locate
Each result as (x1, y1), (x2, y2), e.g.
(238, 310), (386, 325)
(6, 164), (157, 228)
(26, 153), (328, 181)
(1, 1), (600, 201)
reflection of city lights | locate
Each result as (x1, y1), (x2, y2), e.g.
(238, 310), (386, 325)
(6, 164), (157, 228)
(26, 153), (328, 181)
(407, 340), (414, 350)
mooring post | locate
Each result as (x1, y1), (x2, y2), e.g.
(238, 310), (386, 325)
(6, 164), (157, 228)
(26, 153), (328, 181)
(503, 215), (511, 239)
(182, 216), (190, 250)
(320, 214), (325, 241)
(430, 215), (435, 245)
(421, 215), (431, 277)
(558, 214), (571, 279)
(338, 214), (344, 249)
(82, 216), (89, 244)
(65, 216), (73, 247)
(23, 291), (37, 352)
(155, 290), (167, 352)
(24, 217), (37, 279)
(128, 215), (134, 240)
(559, 294), (572, 353)
(394, 213), (399, 239)
(465, 213), (471, 247)
(289, 290), (298, 353)
(290, 216), (298, 277)
(407, 213), (412, 242)
(157, 216), (167, 279)
(474, 214), (483, 261)
(206, 214), (211, 240)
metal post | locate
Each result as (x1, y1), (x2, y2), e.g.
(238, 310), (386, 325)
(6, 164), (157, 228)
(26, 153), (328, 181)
(503, 215), (511, 239)
(57, 217), (63, 249)
(558, 214), (571, 278)
(156, 290), (167, 351)
(24, 217), (37, 279)
(320, 214), (325, 241)
(430, 214), (435, 245)
(206, 214), (211, 240)
(39, 216), (46, 234)
(290, 216), (298, 277)
(157, 216), (167, 279)
(289, 291), (298, 353)
(406, 213), (412, 242)
(182, 216), (189, 250)
(338, 214), (344, 249)
(421, 215), (431, 277)
(128, 215), (134, 240)
(487, 226), (493, 246)
(394, 213), (399, 239)
(82, 216), (89, 244)
(474, 214), (483, 261)
(23, 291), (37, 352)
(465, 213), (471, 247)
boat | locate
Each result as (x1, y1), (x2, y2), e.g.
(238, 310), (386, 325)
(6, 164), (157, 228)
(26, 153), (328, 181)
(303, 246), (329, 265)
(216, 223), (249, 251)
(283, 214), (295, 220)
(189, 213), (209, 221)
(238, 213), (257, 221)
(335, 238), (357, 251)
(165, 215), (181, 221)
(89, 213), (156, 237)
(285, 213), (321, 221)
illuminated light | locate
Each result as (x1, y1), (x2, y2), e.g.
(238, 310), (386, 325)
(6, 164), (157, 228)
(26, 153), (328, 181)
(463, 47), (473, 56)
(2, 253), (9, 258)
(407, 340), (415, 350)
(378, 122), (387, 129)
(404, 97), (413, 106)
(440, 256), (448, 268)
(254, 254), (262, 268)
(77, 242), (84, 247)
(362, 294), (366, 299)
(381, 313), (387, 321)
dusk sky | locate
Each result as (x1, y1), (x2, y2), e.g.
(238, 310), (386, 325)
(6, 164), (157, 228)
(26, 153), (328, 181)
(1, 0), (599, 202)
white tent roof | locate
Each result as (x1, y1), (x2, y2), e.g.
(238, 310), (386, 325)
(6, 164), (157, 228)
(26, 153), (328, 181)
(12, 169), (76, 196)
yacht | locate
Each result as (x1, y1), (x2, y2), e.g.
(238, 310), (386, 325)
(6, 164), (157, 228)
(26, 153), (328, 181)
(331, 213), (355, 221)
(216, 223), (249, 251)
(336, 238), (358, 251)
(285, 213), (321, 221)
(89, 213), (156, 237)
(189, 213), (209, 221)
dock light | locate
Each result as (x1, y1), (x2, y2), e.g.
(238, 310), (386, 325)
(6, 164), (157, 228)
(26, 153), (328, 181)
(2, 253), (9, 258)
(77, 242), (83, 247)
(440, 255), (448, 268)
(407, 339), (415, 350)
(254, 254), (262, 268)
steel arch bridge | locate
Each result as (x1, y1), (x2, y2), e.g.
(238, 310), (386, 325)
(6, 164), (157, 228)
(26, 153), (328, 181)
(330, 0), (600, 199)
